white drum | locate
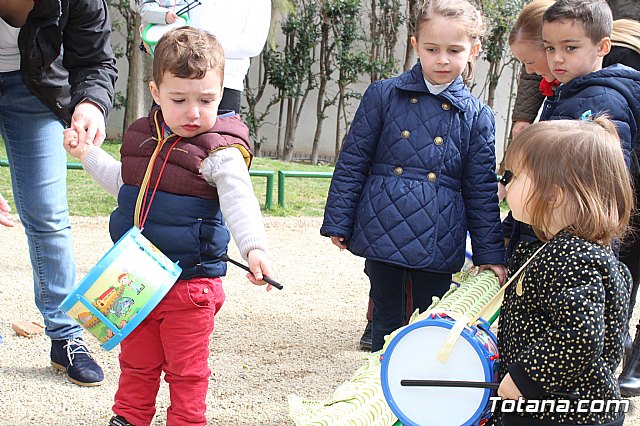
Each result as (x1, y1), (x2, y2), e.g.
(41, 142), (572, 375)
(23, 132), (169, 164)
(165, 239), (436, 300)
(380, 314), (499, 426)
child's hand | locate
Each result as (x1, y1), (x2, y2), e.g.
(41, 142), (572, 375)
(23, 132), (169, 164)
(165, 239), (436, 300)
(479, 264), (507, 285)
(330, 236), (347, 250)
(246, 249), (275, 290)
(0, 192), (15, 227)
(63, 128), (93, 163)
(498, 373), (523, 400)
(165, 11), (179, 23)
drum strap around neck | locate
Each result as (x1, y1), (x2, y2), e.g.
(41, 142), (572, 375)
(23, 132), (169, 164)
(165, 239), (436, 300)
(134, 110), (183, 229)
(436, 242), (549, 364)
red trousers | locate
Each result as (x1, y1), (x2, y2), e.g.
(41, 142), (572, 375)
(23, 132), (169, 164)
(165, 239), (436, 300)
(113, 277), (225, 426)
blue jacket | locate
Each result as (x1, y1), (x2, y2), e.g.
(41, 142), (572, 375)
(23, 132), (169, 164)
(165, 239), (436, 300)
(505, 64), (640, 259)
(110, 185), (229, 280)
(321, 63), (505, 273)
(540, 64), (640, 168)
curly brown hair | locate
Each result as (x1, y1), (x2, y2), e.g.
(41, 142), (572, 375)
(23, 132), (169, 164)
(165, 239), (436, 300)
(152, 26), (225, 87)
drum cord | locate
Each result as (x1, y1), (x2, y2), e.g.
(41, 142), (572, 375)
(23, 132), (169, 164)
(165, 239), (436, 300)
(134, 111), (183, 229)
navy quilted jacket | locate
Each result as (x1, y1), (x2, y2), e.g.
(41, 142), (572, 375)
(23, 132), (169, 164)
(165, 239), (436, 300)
(321, 63), (505, 273)
(539, 64), (640, 168)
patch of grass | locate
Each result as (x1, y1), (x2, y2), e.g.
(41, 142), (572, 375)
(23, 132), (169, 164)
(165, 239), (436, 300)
(0, 141), (334, 217)
(1, 141), (508, 218)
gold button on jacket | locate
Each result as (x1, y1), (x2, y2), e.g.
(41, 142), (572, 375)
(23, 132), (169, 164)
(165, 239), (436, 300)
(394, 167), (404, 176)
(427, 172), (436, 181)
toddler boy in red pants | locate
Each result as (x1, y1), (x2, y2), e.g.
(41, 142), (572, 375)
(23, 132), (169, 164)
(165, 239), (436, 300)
(64, 27), (274, 426)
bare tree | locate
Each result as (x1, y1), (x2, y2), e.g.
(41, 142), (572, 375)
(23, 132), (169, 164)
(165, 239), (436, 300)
(402, 0), (419, 71)
(108, 0), (152, 133)
(367, 0), (403, 82)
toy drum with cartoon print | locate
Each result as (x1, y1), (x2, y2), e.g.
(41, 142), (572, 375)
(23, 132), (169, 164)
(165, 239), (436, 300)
(141, 15), (190, 56)
(380, 314), (499, 426)
(59, 227), (181, 351)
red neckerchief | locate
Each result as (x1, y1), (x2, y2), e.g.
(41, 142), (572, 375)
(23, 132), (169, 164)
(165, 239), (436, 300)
(539, 78), (560, 97)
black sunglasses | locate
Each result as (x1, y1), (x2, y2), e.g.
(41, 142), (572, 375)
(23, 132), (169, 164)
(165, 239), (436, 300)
(500, 170), (513, 186)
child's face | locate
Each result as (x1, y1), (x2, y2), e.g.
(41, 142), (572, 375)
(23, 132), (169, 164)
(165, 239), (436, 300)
(411, 15), (480, 86)
(149, 70), (223, 138)
(542, 20), (610, 84)
(505, 168), (534, 225)
(510, 40), (555, 83)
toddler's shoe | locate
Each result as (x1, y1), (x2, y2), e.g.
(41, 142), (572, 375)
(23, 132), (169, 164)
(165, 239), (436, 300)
(51, 337), (104, 386)
(109, 415), (135, 426)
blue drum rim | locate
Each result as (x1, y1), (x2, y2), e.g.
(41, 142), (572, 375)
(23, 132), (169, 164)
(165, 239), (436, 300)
(380, 316), (496, 426)
(59, 227), (181, 351)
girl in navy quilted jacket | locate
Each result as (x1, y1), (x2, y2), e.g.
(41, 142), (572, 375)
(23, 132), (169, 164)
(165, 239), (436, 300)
(321, 0), (506, 352)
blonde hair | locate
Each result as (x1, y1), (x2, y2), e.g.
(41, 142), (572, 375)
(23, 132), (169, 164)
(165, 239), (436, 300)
(415, 0), (485, 85)
(612, 19), (640, 56)
(152, 27), (225, 86)
(509, 0), (556, 48)
(504, 117), (633, 244)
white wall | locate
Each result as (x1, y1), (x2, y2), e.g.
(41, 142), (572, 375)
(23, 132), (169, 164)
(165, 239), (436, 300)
(106, 29), (518, 166)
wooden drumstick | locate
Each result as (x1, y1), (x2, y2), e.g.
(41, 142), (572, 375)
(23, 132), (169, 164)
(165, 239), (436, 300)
(400, 379), (579, 400)
(220, 254), (283, 290)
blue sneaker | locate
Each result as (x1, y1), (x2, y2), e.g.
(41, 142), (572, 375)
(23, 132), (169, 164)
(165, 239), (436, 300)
(50, 337), (104, 386)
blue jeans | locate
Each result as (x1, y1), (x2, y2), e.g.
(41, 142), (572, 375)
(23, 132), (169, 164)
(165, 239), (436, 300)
(0, 71), (81, 340)
(366, 259), (453, 352)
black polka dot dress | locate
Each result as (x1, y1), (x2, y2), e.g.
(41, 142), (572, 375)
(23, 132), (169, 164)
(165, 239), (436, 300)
(494, 230), (630, 425)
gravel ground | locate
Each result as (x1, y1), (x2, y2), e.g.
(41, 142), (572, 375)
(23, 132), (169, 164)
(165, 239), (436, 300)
(1, 216), (639, 425)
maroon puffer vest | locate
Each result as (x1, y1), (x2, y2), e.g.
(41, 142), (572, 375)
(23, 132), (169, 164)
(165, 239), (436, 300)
(120, 107), (252, 200)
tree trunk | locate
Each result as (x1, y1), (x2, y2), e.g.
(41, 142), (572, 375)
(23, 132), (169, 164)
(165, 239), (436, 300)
(276, 91), (284, 158)
(403, 0), (418, 71)
(283, 97), (296, 161)
(334, 85), (345, 160)
(124, 15), (149, 132)
(486, 60), (499, 109)
(310, 75), (328, 164)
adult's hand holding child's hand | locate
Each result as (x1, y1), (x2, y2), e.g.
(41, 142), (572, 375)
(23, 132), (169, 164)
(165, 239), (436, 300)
(70, 101), (106, 147)
(247, 249), (275, 291)
(63, 128), (93, 163)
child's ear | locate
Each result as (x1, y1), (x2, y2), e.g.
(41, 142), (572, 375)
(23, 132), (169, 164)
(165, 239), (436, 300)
(410, 36), (417, 50)
(470, 42), (482, 59)
(149, 81), (161, 105)
(597, 36), (611, 57)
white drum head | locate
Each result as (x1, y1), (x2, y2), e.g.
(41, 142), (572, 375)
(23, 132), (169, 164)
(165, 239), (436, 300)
(381, 321), (491, 426)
